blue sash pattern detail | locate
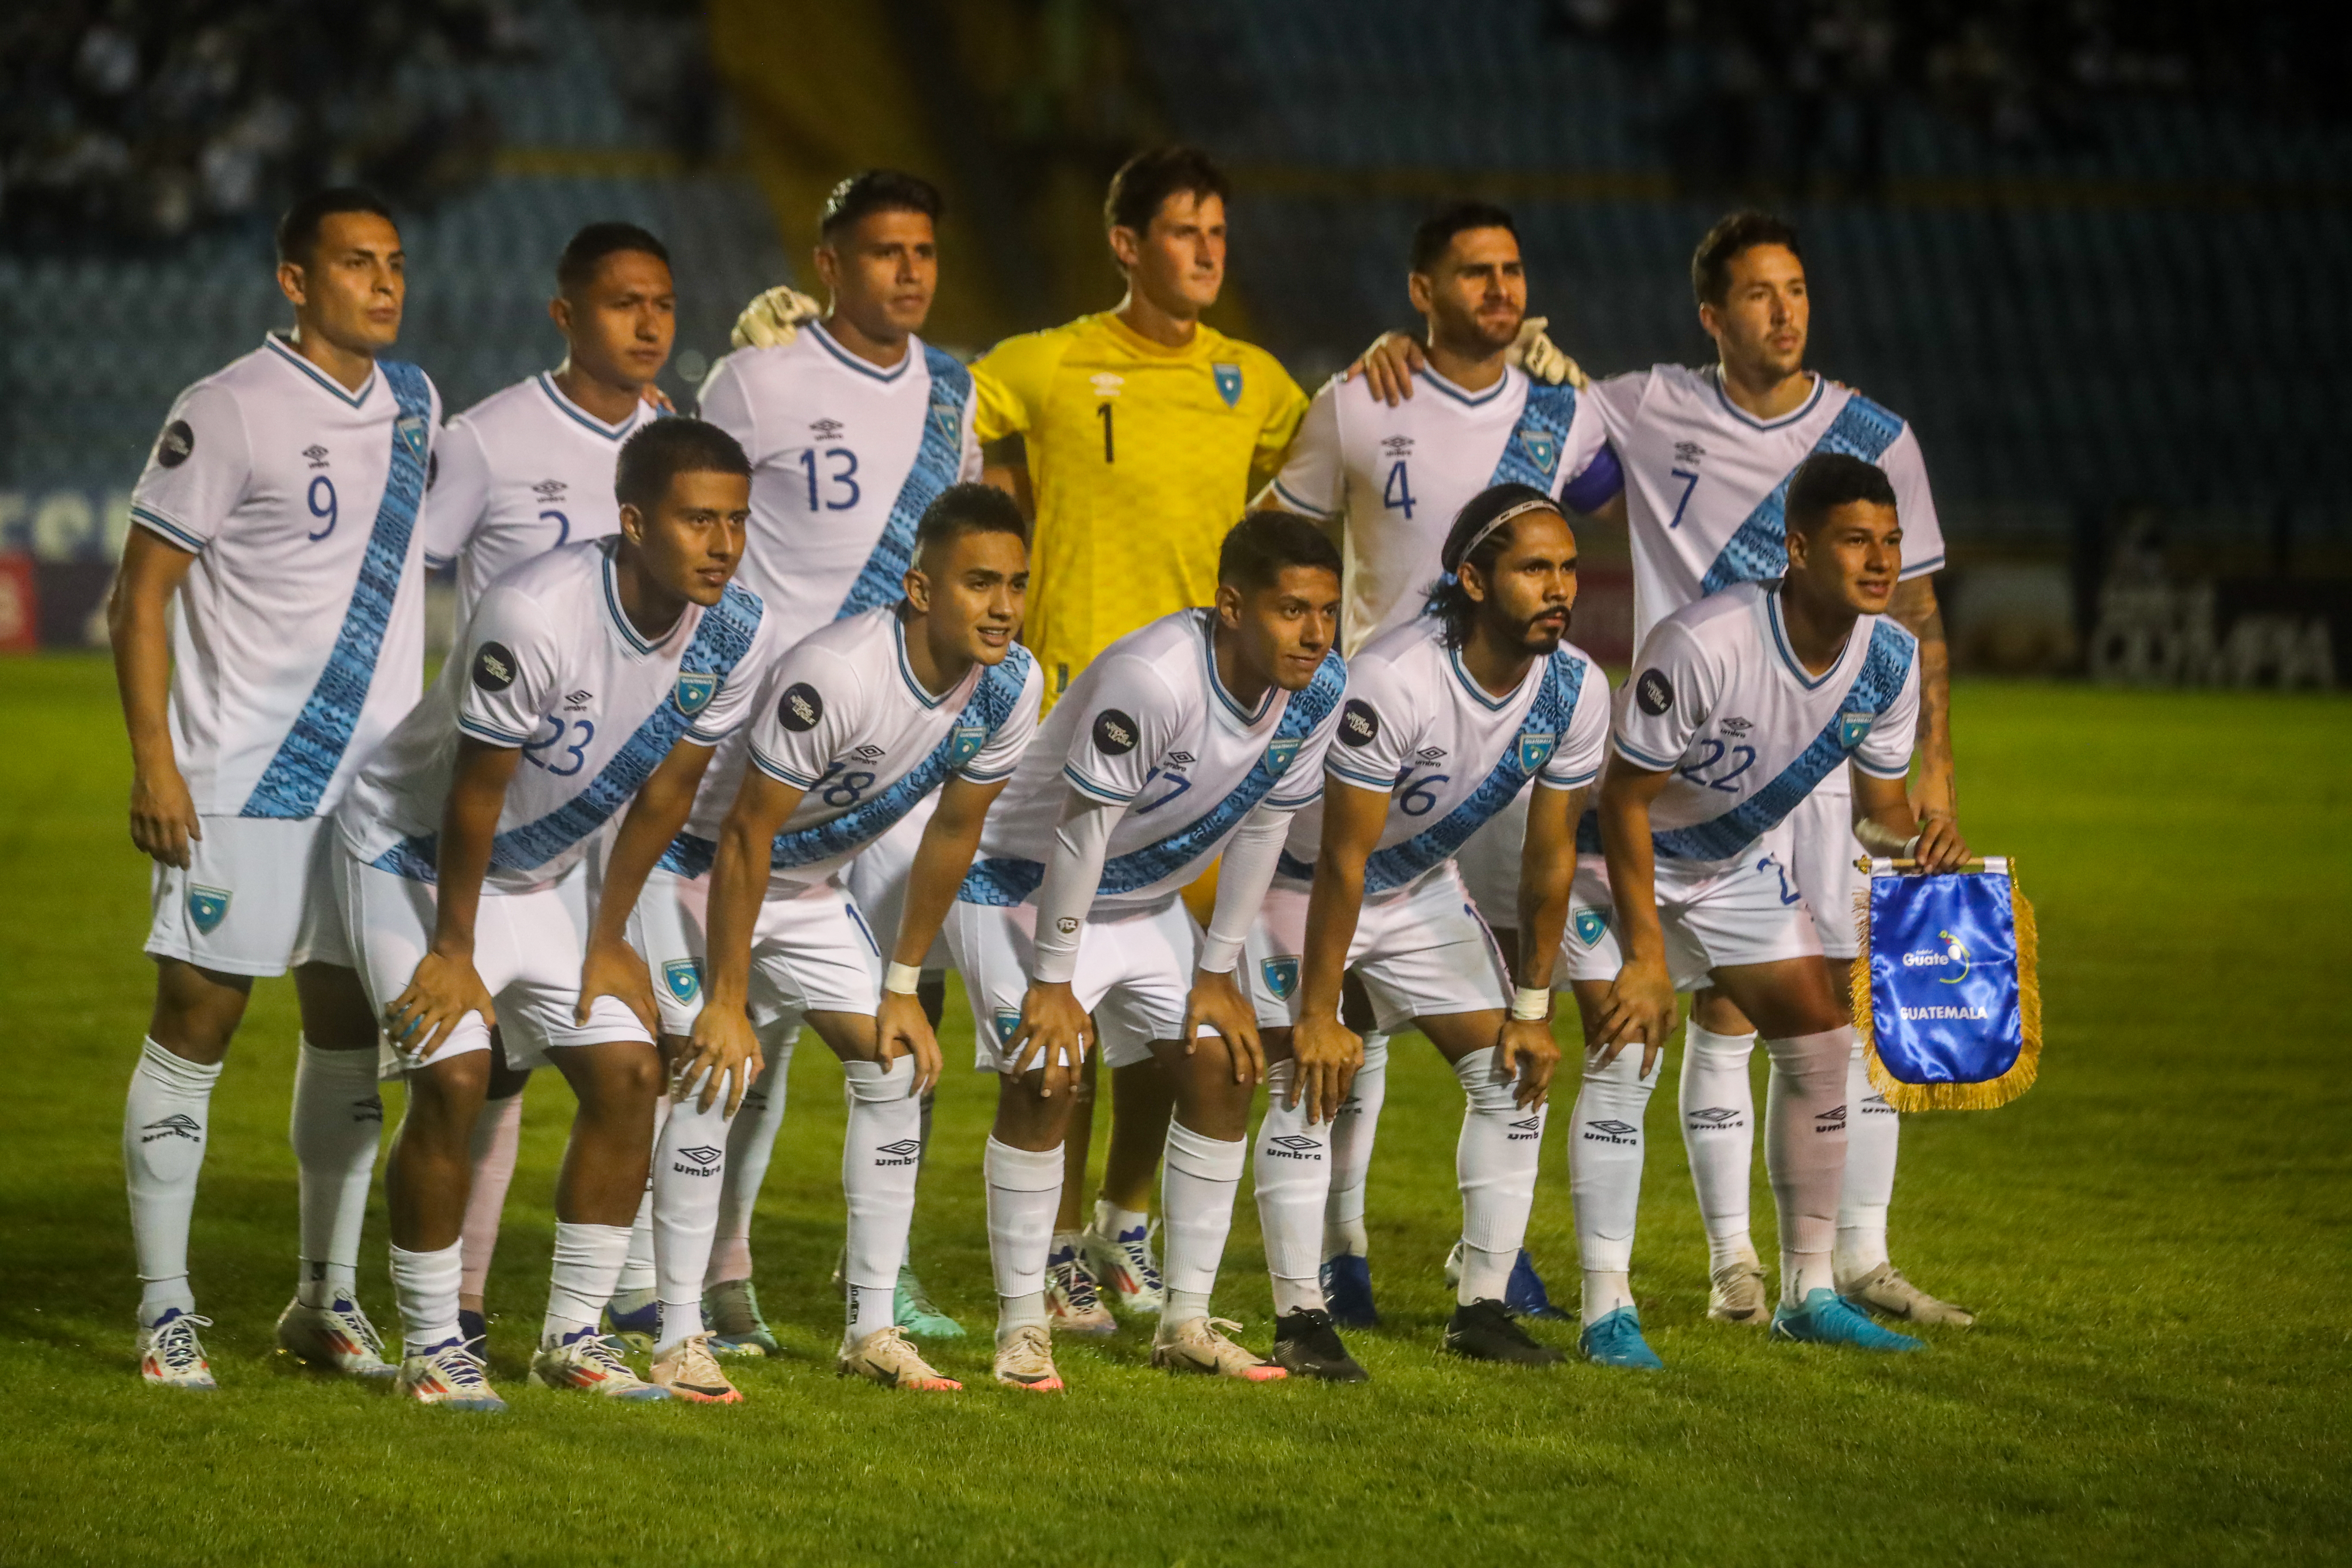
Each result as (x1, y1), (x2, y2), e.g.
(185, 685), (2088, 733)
(1487, 381), (1581, 490)
(1698, 392), (1903, 597)
(836, 347), (971, 620)
(242, 360), (432, 818)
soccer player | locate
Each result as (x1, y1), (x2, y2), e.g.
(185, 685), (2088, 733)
(643, 483), (1041, 1396)
(1241, 486), (1610, 1378)
(948, 512), (1346, 1389)
(1568, 452), (1969, 1365)
(111, 188), (437, 1388)
(334, 420), (780, 1409)
(1258, 200), (1617, 1324)
(418, 220), (677, 1353)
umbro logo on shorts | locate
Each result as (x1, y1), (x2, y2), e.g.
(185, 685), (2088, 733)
(141, 1114), (203, 1145)
(1265, 1135), (1323, 1160)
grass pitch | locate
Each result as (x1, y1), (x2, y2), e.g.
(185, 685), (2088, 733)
(1, 654), (2346, 1566)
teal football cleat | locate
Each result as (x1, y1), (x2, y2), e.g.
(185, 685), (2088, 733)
(1771, 1288), (1926, 1352)
(703, 1278), (781, 1358)
(895, 1263), (967, 1340)
(1578, 1307), (1665, 1370)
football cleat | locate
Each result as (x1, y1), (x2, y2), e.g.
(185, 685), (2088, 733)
(1443, 1243), (1570, 1320)
(704, 1277), (781, 1357)
(137, 1309), (217, 1390)
(1079, 1218), (1164, 1316)
(274, 1294), (396, 1379)
(649, 1333), (742, 1404)
(458, 1308), (489, 1360)
(1771, 1288), (1927, 1353)
(992, 1324), (1064, 1392)
(1270, 1308), (1369, 1383)
(600, 1290), (660, 1354)
(1320, 1253), (1380, 1328)
(839, 1325), (962, 1391)
(1152, 1316), (1287, 1381)
(1045, 1239), (1116, 1337)
(529, 1330), (673, 1400)
(895, 1263), (967, 1341)
(1578, 1307), (1665, 1370)
(1442, 1298), (1565, 1366)
(394, 1337), (506, 1411)
(1836, 1262), (1976, 1326)
(1708, 1260), (1770, 1323)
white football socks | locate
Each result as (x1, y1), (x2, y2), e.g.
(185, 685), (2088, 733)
(389, 1240), (463, 1354)
(543, 1221), (632, 1344)
(459, 1092), (523, 1308)
(986, 1136), (1063, 1336)
(1679, 1021), (1760, 1272)
(1571, 1043), (1660, 1325)
(1454, 1050), (1544, 1306)
(1321, 1031), (1388, 1261)
(123, 1037), (220, 1324)
(613, 1095), (666, 1309)
(1160, 1120), (1246, 1323)
(1252, 1061), (1331, 1317)
(1092, 1197), (1149, 1243)
(705, 1025), (795, 1286)
(652, 1084), (732, 1352)
(1763, 1026), (1853, 1305)
(1836, 1030), (1898, 1280)
(289, 1038), (382, 1308)
(842, 1056), (921, 1342)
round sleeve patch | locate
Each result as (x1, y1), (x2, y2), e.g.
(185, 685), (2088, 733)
(156, 420), (194, 469)
(1635, 668), (1673, 716)
(471, 641), (517, 692)
(1338, 698), (1381, 747)
(1090, 708), (1139, 756)
(778, 682), (824, 732)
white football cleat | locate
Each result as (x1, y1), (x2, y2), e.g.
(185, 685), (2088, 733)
(1708, 1261), (1770, 1323)
(137, 1310), (217, 1390)
(1078, 1218), (1163, 1316)
(649, 1332), (742, 1404)
(1046, 1238), (1116, 1337)
(1150, 1316), (1287, 1381)
(839, 1325), (961, 1391)
(394, 1339), (506, 1411)
(1837, 1262), (1976, 1326)
(274, 1295), (396, 1378)
(529, 1332), (671, 1401)
(992, 1324), (1064, 1392)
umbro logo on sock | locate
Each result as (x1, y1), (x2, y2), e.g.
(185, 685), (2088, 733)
(1265, 1135), (1323, 1159)
(352, 1096), (383, 1124)
(1862, 1095), (1895, 1115)
(874, 1139), (923, 1166)
(1814, 1105), (1849, 1131)
(141, 1114), (203, 1144)
(1581, 1119), (1639, 1146)
(1688, 1107), (1742, 1127)
(1507, 1115), (1546, 1141)
(672, 1145), (724, 1176)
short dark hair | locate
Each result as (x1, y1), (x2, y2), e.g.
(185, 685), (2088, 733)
(1104, 145), (1230, 236)
(1218, 510), (1341, 595)
(1410, 200), (1516, 273)
(1691, 210), (1802, 306)
(1785, 453), (1896, 536)
(820, 169), (943, 239)
(276, 187), (396, 270)
(1422, 483), (1563, 648)
(557, 222), (670, 295)
(614, 418), (750, 513)
(916, 481), (1029, 561)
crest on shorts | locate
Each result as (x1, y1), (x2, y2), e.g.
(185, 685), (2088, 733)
(675, 672), (717, 717)
(1263, 736), (1302, 774)
(947, 723), (987, 768)
(1212, 363), (1243, 407)
(992, 1009), (1021, 1046)
(1259, 956), (1300, 1000)
(394, 412), (428, 463)
(1838, 710), (1872, 749)
(1516, 730), (1556, 772)
(1572, 908), (1608, 947)
(1516, 429), (1559, 477)
(187, 885), (231, 935)
(662, 958), (702, 1004)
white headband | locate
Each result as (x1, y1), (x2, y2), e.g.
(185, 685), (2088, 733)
(1450, 496), (1561, 573)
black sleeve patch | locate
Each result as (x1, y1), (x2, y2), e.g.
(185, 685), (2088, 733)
(778, 682), (824, 732)
(1090, 707), (1139, 756)
(1635, 668), (1673, 716)
(1338, 698), (1381, 748)
(471, 641), (518, 692)
(156, 420), (194, 469)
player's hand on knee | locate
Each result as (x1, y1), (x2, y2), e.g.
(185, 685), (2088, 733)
(576, 931), (658, 1036)
(387, 949), (496, 1061)
(1343, 330), (1425, 407)
(1010, 981), (1091, 1098)
(1494, 1016), (1561, 1111)
(681, 1004), (760, 1115)
(1911, 814), (1971, 874)
(1290, 1013), (1361, 1123)
(129, 764), (199, 869)
(1596, 957), (1675, 1066)
(730, 285), (823, 351)
(1184, 968), (1263, 1087)
(876, 990), (943, 1093)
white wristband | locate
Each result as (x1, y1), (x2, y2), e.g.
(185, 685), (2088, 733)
(883, 962), (924, 996)
(1900, 833), (1923, 862)
(1197, 934), (1243, 975)
(1510, 986), (1551, 1021)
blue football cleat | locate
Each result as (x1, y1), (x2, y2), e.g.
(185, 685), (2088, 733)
(458, 1308), (488, 1361)
(601, 1292), (660, 1354)
(1771, 1288), (1926, 1353)
(1321, 1253), (1380, 1328)
(1578, 1307), (1665, 1369)
(1506, 1250), (1572, 1321)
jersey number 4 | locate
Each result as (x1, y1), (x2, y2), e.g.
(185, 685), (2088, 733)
(1382, 460), (1415, 519)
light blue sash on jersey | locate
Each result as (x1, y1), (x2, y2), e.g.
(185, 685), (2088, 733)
(372, 583), (766, 881)
(1697, 392), (1903, 597)
(658, 644), (1033, 879)
(958, 648), (1349, 906)
(242, 359), (432, 819)
(836, 347), (972, 620)
(1487, 381), (1582, 491)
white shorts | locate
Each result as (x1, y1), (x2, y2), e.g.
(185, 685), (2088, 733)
(1552, 841), (1822, 994)
(947, 896), (1203, 1072)
(632, 866), (883, 1037)
(146, 814), (352, 977)
(1787, 777), (1866, 959)
(1243, 864), (1509, 1032)
(339, 851), (650, 1073)
(842, 794), (950, 972)
(1453, 789), (1529, 933)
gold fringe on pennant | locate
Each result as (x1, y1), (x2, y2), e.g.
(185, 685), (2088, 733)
(1853, 861), (2043, 1112)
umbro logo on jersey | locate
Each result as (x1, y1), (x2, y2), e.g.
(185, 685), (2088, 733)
(674, 672), (717, 717)
(1688, 1107), (1741, 1126)
(1259, 956), (1300, 1000)
(1635, 668), (1672, 716)
(1265, 1135), (1322, 1159)
(1572, 909), (1608, 946)
(853, 743), (886, 761)
(1166, 751), (1195, 765)
(1339, 698), (1380, 747)
(1720, 716), (1753, 736)
(533, 479), (567, 500)
(1212, 363), (1243, 407)
(1381, 435), (1415, 455)
(302, 444), (330, 469)
(141, 1113), (203, 1145)
(186, 885), (231, 934)
(875, 1139), (923, 1166)
(472, 642), (517, 692)
(779, 683), (824, 732)
(1416, 745), (1447, 762)
(662, 959), (702, 1004)
(156, 420), (194, 467)
(1089, 373), (1124, 395)
(564, 690), (593, 710)
(809, 418), (845, 440)
(1091, 708), (1137, 755)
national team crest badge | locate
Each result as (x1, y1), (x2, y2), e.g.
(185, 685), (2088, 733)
(187, 885), (231, 935)
(992, 1010), (1022, 1046)
(674, 672), (717, 717)
(662, 959), (702, 1004)
(1516, 429), (1559, 476)
(1516, 730), (1556, 772)
(1212, 363), (1243, 407)
(1263, 736), (1302, 774)
(1259, 956), (1300, 1001)
(929, 397), (961, 441)
(947, 723), (986, 768)
(1837, 710), (1872, 749)
(394, 412), (428, 463)
(1572, 908), (1608, 946)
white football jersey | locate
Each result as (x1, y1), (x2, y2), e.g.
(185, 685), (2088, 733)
(422, 372), (654, 626)
(339, 540), (778, 893)
(1612, 581), (1918, 873)
(1282, 616), (1611, 900)
(964, 609), (1348, 917)
(1588, 365), (1945, 646)
(129, 336), (442, 818)
(1268, 364), (1614, 653)
(660, 605), (1043, 892)
(696, 322), (984, 633)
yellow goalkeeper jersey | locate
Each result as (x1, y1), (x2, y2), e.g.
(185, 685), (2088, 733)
(972, 310), (1308, 703)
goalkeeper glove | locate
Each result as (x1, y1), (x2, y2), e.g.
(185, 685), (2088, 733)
(1507, 316), (1588, 389)
(730, 285), (824, 351)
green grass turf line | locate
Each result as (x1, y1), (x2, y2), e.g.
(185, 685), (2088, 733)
(2, 653), (2347, 1565)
